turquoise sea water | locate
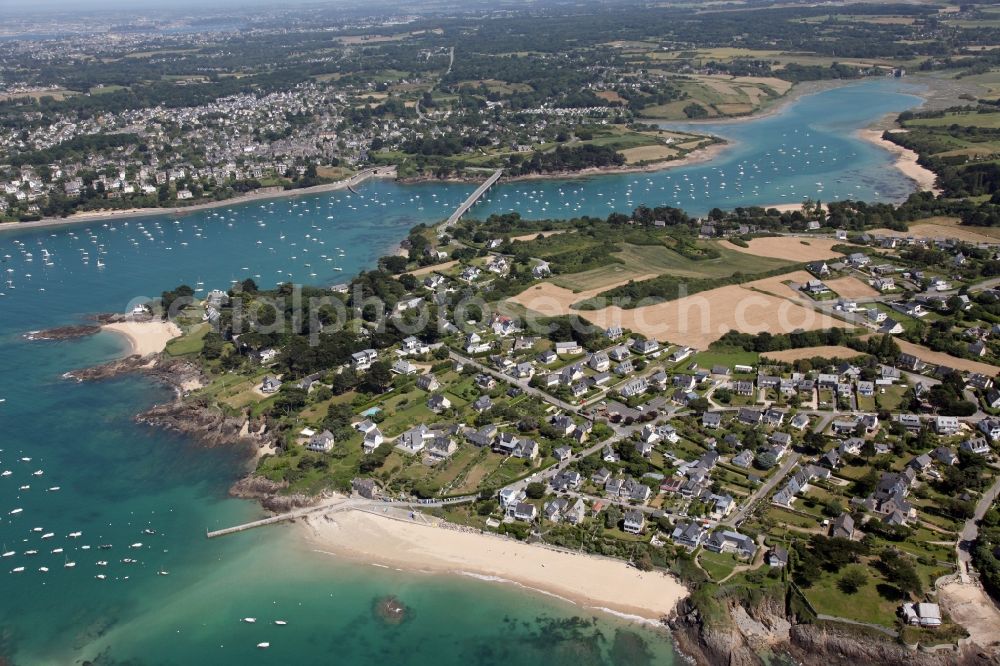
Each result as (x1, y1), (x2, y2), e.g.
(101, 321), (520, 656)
(0, 79), (924, 665)
(471, 79), (925, 218)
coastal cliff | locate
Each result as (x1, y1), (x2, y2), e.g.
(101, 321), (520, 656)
(66, 353), (279, 453)
(136, 399), (272, 451)
(26, 312), (135, 341)
(669, 594), (994, 666)
(228, 475), (314, 512)
(65, 352), (307, 510)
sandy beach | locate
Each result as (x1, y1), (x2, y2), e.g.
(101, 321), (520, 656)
(481, 140), (732, 184)
(857, 128), (940, 195)
(754, 127), (940, 210)
(765, 202), (828, 214)
(0, 167), (394, 234)
(302, 509), (688, 622)
(103, 320), (182, 356)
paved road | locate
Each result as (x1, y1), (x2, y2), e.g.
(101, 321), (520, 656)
(725, 452), (800, 527)
(416, 46), (454, 121)
(441, 168), (503, 230)
(957, 475), (1000, 580)
(448, 349), (580, 412)
(506, 433), (627, 495)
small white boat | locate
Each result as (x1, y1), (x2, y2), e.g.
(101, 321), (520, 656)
(38, 566), (48, 572)
(68, 531), (81, 538)
(1, 551), (13, 558)
(32, 470), (43, 477)
(274, 620), (287, 626)
(51, 548), (63, 554)
(8, 508), (21, 514)
(11, 567), (24, 573)
(95, 574), (106, 580)
(41, 532), (54, 539)
(24, 550), (37, 556)
(96, 561), (108, 567)
(65, 561), (76, 568)
(256, 643), (270, 649)
(2, 471), (12, 477)
(47, 487), (60, 492)
(157, 570), (169, 576)
(242, 618), (257, 624)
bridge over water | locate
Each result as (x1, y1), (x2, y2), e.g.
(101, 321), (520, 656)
(439, 168), (503, 234)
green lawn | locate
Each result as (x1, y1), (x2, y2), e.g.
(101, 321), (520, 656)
(257, 442), (363, 495)
(906, 110), (1000, 129)
(765, 506), (820, 529)
(803, 566), (901, 627)
(368, 392), (436, 437)
(552, 241), (794, 291)
(857, 395), (876, 412)
(299, 390), (357, 421)
(89, 84), (127, 95)
(165, 323), (210, 357)
(690, 347), (760, 370)
(876, 384), (909, 411)
(698, 549), (743, 581)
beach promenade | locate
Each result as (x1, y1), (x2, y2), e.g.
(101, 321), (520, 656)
(206, 494), (477, 538)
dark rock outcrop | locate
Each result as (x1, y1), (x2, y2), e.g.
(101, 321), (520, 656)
(374, 596), (409, 625)
(135, 400), (262, 446)
(229, 475), (313, 512)
(788, 624), (991, 666)
(67, 353), (277, 453)
(669, 598), (763, 666)
(25, 324), (102, 341)
(65, 343), (302, 513)
(669, 594), (992, 666)
(27, 312), (148, 342)
(65, 355), (204, 391)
